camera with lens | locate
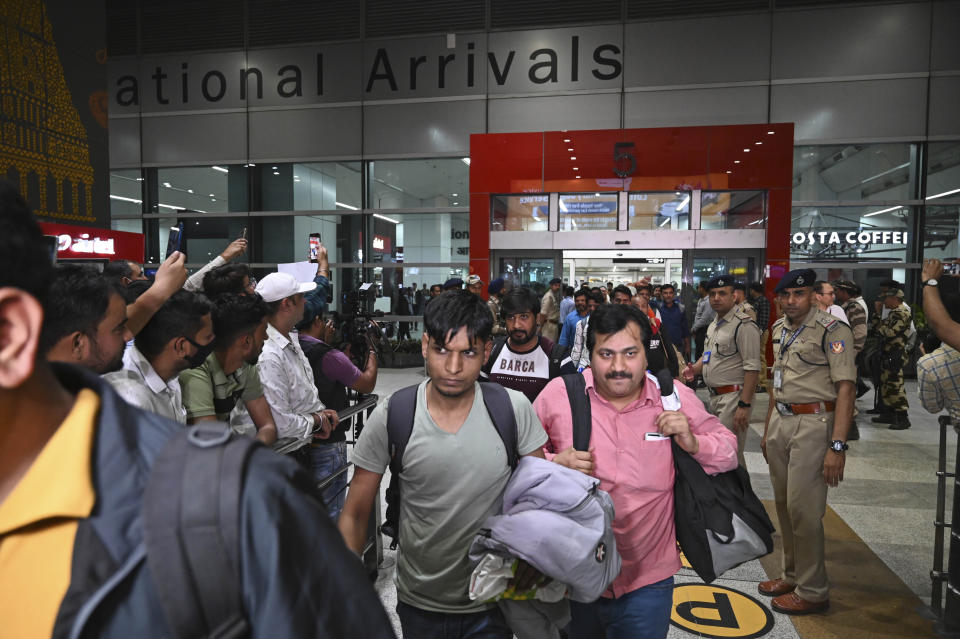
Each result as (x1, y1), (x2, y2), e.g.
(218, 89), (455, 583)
(338, 283), (384, 369)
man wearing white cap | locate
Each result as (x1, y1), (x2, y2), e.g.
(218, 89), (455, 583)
(255, 272), (340, 449)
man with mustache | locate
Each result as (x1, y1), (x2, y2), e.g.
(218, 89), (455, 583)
(760, 268), (856, 615)
(534, 303), (737, 637)
(482, 287), (567, 402)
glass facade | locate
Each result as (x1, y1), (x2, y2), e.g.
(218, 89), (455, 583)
(368, 158), (468, 209)
(628, 192), (689, 230)
(701, 191), (765, 229)
(559, 193), (618, 231)
(491, 195), (548, 232)
(792, 143), (916, 201)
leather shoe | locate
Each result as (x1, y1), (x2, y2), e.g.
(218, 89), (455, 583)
(771, 592), (829, 615)
(758, 578), (795, 597)
(865, 407), (884, 415)
(871, 414), (895, 424)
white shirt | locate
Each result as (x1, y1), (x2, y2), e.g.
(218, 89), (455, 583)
(258, 323), (325, 439)
(570, 316), (592, 370)
(825, 304), (849, 324)
(104, 344), (187, 423)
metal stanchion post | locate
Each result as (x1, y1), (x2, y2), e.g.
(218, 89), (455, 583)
(933, 416), (952, 615)
(938, 417), (960, 637)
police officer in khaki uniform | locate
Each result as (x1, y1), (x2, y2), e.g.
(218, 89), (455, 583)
(539, 277), (562, 342)
(758, 269), (856, 616)
(682, 275), (762, 467)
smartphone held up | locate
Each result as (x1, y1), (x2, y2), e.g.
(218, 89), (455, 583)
(309, 233), (321, 262)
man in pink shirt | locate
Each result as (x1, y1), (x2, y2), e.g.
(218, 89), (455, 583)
(533, 304), (738, 638)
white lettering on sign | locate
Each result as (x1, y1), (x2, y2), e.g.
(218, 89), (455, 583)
(791, 231), (908, 246)
(58, 233), (116, 255)
(372, 237), (385, 250)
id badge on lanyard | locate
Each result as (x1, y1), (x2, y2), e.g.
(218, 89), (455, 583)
(773, 369), (782, 390)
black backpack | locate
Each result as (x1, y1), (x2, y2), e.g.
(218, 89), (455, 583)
(379, 382), (519, 549)
(562, 370), (775, 583)
(143, 424), (257, 638)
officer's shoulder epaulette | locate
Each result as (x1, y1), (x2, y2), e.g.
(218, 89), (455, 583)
(816, 313), (841, 332)
(734, 309), (754, 322)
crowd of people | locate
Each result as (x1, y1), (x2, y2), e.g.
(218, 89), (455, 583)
(5, 173), (960, 638)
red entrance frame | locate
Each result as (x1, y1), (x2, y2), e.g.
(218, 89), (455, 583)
(467, 123), (794, 311)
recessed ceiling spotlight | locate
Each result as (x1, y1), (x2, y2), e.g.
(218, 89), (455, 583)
(755, 141), (762, 145)
(767, 131), (774, 135)
(163, 182), (171, 188)
(726, 170), (732, 174)
(734, 160), (740, 164)
(187, 189), (194, 193)
(572, 167), (579, 170)
(743, 149), (750, 153)
(563, 138), (571, 142)
(570, 156), (577, 160)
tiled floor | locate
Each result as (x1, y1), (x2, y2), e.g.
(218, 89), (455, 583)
(356, 368), (948, 637)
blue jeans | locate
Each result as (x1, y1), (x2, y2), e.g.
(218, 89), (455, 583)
(396, 602), (512, 639)
(567, 576), (674, 639)
(309, 442), (347, 521)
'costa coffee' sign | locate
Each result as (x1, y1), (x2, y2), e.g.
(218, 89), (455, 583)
(38, 222), (144, 262)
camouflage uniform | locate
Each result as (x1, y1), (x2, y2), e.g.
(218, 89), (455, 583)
(841, 300), (867, 355)
(870, 304), (911, 415)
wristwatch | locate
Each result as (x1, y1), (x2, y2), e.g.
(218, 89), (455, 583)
(924, 279), (939, 287)
(829, 440), (849, 453)
(737, 400), (751, 408)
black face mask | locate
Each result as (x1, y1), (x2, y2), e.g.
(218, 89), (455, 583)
(183, 336), (216, 369)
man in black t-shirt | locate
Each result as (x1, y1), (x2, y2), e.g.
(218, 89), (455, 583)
(481, 287), (564, 402)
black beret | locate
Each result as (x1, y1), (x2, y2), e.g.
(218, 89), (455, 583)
(704, 274), (735, 291)
(773, 268), (817, 293)
(443, 277), (464, 289)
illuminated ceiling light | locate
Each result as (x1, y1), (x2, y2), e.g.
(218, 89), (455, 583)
(209, 193), (215, 197)
(563, 138), (571, 142)
(109, 194), (142, 204)
(452, 193), (458, 196)
(743, 149), (750, 152)
(336, 201), (359, 210)
(734, 160), (740, 164)
(272, 166), (278, 170)
(927, 188), (960, 200)
(568, 148), (574, 152)
(162, 182), (171, 188)
(373, 213), (399, 223)
(294, 178), (300, 182)
(211, 166), (229, 173)
(572, 167), (578, 170)
(659, 217), (670, 227)
(767, 131), (775, 135)
(187, 189), (194, 193)
(575, 176), (581, 179)
(726, 170), (732, 174)
(294, 175), (299, 179)
(136, 177), (144, 181)
(755, 141), (762, 145)
(863, 205), (903, 218)
(243, 163), (256, 167)
(462, 157), (471, 165)
(676, 195), (690, 210)
(211, 198), (216, 202)
(273, 171), (280, 176)
(570, 156), (577, 160)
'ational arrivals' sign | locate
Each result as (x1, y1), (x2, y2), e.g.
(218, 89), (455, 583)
(791, 230), (908, 247)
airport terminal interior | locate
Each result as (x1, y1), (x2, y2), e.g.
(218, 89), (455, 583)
(3, 0), (960, 637)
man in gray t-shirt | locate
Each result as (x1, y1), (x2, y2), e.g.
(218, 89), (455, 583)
(340, 291), (548, 638)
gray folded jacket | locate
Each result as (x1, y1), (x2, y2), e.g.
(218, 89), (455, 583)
(469, 455), (621, 603)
